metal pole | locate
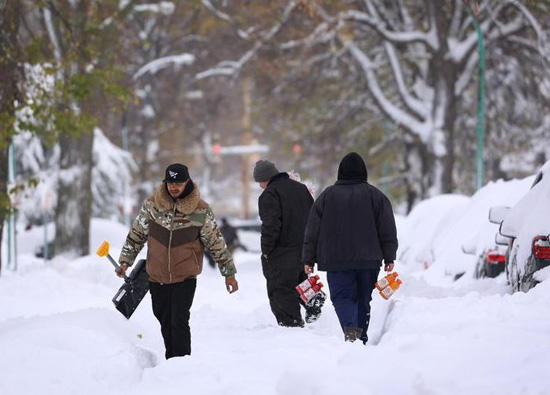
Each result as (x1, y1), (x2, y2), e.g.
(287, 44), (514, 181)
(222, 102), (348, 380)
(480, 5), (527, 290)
(44, 212), (49, 262)
(466, 2), (486, 190)
(7, 143), (17, 270)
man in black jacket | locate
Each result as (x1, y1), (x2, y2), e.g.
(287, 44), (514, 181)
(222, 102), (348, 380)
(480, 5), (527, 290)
(302, 152), (398, 343)
(254, 159), (323, 327)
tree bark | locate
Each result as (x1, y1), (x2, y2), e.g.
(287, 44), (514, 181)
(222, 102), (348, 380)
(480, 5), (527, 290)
(0, 0), (23, 274)
(54, 131), (94, 257)
(52, 1), (95, 258)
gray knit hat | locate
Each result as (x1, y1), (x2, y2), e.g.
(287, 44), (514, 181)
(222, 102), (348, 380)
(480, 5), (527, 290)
(253, 160), (279, 182)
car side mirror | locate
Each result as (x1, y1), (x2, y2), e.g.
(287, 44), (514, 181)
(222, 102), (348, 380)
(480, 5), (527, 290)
(495, 233), (510, 246)
(488, 206), (511, 225)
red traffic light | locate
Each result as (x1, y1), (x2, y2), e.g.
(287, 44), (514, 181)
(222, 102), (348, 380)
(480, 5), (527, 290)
(292, 144), (302, 154)
(213, 144), (222, 154)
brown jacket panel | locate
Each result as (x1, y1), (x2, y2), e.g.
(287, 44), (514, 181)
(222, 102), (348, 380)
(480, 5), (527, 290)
(170, 226), (201, 248)
(149, 221), (170, 248)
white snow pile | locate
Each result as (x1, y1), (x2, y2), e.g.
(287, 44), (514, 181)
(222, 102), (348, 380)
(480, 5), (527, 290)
(398, 177), (534, 282)
(397, 194), (470, 273)
(2, 174), (550, 394)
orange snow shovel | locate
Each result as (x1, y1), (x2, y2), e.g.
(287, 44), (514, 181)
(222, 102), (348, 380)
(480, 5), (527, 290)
(96, 241), (149, 319)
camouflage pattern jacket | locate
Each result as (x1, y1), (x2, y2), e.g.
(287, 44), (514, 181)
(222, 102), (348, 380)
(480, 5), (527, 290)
(119, 182), (236, 283)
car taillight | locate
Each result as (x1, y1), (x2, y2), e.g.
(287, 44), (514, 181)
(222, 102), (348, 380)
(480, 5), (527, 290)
(532, 236), (550, 260)
(486, 252), (506, 264)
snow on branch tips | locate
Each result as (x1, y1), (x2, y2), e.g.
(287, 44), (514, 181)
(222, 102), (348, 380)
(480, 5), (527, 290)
(342, 10), (439, 50)
(195, 1), (298, 81)
(133, 54), (195, 80)
(133, 2), (175, 15)
(344, 41), (430, 143)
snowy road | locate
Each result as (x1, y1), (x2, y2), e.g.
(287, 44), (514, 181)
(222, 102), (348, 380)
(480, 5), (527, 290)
(1, 223), (550, 395)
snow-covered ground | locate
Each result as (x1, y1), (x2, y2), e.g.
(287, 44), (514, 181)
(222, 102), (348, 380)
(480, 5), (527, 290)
(2, 188), (550, 395)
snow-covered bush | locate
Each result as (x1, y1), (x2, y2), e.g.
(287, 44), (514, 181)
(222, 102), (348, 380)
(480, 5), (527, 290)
(92, 128), (138, 220)
(13, 129), (137, 224)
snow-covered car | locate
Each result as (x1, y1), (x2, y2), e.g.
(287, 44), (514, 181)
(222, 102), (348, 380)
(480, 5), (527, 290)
(493, 161), (550, 292)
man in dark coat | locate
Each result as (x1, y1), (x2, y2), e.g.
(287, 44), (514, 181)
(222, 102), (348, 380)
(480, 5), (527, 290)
(220, 217), (245, 252)
(302, 152), (398, 343)
(207, 218), (245, 268)
(254, 159), (324, 327)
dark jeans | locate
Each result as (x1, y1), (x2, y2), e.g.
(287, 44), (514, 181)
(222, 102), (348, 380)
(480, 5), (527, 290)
(149, 279), (197, 359)
(261, 249), (306, 327)
(327, 268), (380, 342)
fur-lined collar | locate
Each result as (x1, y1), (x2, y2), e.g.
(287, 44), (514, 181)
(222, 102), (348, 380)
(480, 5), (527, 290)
(152, 182), (201, 214)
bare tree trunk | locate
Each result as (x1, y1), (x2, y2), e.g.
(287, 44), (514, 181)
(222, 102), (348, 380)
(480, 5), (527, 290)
(51, 1), (96, 258)
(432, 69), (458, 195)
(0, 0), (23, 274)
(404, 141), (432, 212)
(433, 3), (458, 195)
(54, 132), (94, 257)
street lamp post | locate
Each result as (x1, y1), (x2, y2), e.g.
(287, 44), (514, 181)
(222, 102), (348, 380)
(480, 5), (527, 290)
(465, 0), (486, 190)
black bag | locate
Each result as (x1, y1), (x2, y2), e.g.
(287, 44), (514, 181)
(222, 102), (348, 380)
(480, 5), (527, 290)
(112, 259), (149, 319)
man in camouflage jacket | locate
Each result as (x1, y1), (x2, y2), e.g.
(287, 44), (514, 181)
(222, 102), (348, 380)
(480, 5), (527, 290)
(118, 163), (238, 359)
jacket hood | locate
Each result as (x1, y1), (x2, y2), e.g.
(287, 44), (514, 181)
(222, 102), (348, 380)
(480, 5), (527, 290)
(153, 181), (201, 214)
(337, 152), (368, 181)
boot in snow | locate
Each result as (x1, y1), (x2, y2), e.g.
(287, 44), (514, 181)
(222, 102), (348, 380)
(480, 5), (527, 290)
(305, 290), (326, 324)
(344, 327), (363, 342)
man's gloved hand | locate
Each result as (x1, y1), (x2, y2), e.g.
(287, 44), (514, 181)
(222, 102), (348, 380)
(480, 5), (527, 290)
(116, 263), (128, 278)
(225, 277), (239, 294)
(384, 262), (394, 272)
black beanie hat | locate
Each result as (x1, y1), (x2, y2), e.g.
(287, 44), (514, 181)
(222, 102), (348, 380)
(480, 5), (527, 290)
(337, 152), (368, 181)
(163, 163), (190, 183)
(253, 160), (279, 182)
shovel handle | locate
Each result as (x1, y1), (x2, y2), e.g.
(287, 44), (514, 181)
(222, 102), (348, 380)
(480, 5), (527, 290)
(107, 253), (129, 281)
(106, 253), (120, 269)
(97, 241), (129, 280)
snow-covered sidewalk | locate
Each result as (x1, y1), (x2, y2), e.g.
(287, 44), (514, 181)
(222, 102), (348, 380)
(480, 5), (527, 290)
(1, 242), (550, 395)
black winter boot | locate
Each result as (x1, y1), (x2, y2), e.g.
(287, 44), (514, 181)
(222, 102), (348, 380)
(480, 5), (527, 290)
(344, 327), (363, 342)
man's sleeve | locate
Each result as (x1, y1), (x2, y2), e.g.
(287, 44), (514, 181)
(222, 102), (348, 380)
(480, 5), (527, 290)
(258, 190), (282, 256)
(200, 208), (237, 278)
(119, 201), (150, 267)
(302, 192), (324, 265)
(375, 194), (398, 263)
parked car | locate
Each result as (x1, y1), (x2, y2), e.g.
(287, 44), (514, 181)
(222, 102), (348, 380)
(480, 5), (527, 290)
(473, 247), (507, 279)
(462, 208), (511, 280)
(490, 161), (550, 292)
